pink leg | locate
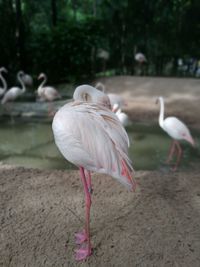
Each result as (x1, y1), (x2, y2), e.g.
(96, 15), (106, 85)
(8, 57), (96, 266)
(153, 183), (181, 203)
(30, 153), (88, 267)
(75, 167), (92, 261)
(85, 170), (93, 194)
(171, 141), (183, 171)
(166, 140), (176, 164)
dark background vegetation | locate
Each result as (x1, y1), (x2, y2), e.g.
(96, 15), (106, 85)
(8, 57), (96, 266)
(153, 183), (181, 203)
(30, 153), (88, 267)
(0, 0), (200, 84)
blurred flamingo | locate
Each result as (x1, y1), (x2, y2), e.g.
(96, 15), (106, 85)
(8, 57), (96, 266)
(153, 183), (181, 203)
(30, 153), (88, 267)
(37, 73), (61, 101)
(1, 71), (26, 104)
(52, 84), (135, 261)
(0, 67), (8, 97)
(37, 73), (61, 115)
(156, 96), (195, 171)
(21, 72), (33, 87)
(112, 103), (130, 127)
(134, 52), (147, 63)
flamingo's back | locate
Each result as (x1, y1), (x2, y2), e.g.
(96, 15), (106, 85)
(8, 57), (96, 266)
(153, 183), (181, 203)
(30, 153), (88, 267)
(52, 102), (135, 190)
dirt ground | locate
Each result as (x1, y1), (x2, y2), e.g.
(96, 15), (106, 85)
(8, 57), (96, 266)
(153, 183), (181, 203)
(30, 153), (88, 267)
(1, 76), (200, 267)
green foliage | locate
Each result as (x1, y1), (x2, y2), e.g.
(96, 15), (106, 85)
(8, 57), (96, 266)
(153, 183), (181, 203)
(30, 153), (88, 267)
(0, 0), (200, 82)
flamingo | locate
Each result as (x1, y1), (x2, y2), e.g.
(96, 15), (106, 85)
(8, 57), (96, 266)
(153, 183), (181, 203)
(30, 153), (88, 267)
(0, 67), (8, 97)
(112, 103), (130, 127)
(134, 52), (147, 63)
(52, 84), (135, 261)
(21, 72), (33, 87)
(95, 82), (127, 109)
(1, 71), (26, 104)
(37, 73), (61, 101)
(156, 96), (195, 171)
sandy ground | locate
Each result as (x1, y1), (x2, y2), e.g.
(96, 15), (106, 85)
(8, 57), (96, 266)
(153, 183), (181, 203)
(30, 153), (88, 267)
(1, 76), (200, 267)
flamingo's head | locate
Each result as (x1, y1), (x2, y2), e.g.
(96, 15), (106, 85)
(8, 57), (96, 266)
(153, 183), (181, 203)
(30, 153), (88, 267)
(38, 73), (46, 80)
(18, 70), (25, 77)
(155, 96), (163, 105)
(0, 67), (7, 73)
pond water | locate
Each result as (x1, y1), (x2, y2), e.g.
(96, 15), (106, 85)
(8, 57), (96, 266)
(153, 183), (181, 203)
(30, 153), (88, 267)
(0, 118), (199, 171)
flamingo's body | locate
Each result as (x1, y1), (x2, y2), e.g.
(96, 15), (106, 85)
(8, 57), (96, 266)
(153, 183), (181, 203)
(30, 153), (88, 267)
(52, 85), (135, 261)
(135, 52), (147, 63)
(21, 73), (33, 87)
(112, 103), (130, 127)
(0, 67), (7, 97)
(37, 73), (61, 102)
(1, 71), (26, 104)
(157, 96), (195, 170)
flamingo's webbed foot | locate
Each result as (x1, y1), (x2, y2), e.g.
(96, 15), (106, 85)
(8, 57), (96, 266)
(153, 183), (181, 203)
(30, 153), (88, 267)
(75, 245), (92, 261)
(75, 230), (87, 244)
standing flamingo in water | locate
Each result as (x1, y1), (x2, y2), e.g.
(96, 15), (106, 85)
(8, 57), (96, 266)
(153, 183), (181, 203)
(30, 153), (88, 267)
(37, 73), (61, 101)
(1, 71), (26, 104)
(156, 96), (195, 171)
(0, 67), (8, 97)
(52, 85), (135, 261)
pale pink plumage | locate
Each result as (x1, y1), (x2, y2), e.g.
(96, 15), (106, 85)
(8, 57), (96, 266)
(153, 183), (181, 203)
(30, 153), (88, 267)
(52, 84), (135, 261)
(37, 73), (61, 102)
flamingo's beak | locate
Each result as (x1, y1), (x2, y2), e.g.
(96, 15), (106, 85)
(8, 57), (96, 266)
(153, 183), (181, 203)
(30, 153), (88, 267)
(186, 136), (196, 147)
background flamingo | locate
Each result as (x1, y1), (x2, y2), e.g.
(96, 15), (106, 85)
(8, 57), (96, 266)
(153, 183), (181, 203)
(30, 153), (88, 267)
(37, 73), (61, 101)
(52, 84), (135, 261)
(20, 72), (33, 87)
(0, 67), (7, 98)
(1, 71), (26, 104)
(112, 103), (130, 127)
(156, 96), (195, 171)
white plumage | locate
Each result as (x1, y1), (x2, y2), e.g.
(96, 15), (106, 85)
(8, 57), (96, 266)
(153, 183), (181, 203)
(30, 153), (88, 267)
(1, 71), (26, 104)
(52, 84), (135, 261)
(157, 96), (195, 170)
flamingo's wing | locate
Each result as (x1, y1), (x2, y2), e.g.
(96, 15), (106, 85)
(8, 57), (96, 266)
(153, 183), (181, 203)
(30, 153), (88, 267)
(52, 102), (135, 190)
(164, 117), (190, 139)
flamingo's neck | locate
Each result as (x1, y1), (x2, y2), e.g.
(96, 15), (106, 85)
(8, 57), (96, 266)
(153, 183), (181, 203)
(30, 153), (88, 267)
(0, 72), (7, 92)
(38, 76), (47, 94)
(158, 97), (165, 128)
(18, 73), (26, 94)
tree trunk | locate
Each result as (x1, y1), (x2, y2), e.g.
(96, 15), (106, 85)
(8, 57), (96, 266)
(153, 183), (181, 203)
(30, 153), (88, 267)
(51, 0), (57, 27)
(15, 0), (25, 69)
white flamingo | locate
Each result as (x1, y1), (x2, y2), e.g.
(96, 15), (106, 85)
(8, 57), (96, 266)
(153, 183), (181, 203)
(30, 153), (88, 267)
(37, 73), (61, 101)
(157, 96), (195, 171)
(52, 84), (135, 261)
(1, 71), (26, 104)
(21, 73), (33, 87)
(134, 52), (147, 63)
(0, 67), (8, 97)
(112, 103), (130, 127)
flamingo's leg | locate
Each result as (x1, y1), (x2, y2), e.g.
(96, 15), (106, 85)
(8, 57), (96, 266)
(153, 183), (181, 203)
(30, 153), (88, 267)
(171, 141), (183, 171)
(166, 140), (176, 164)
(75, 167), (92, 261)
(85, 170), (93, 194)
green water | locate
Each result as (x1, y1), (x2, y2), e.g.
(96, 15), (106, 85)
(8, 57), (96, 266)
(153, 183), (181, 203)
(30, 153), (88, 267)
(0, 118), (199, 171)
